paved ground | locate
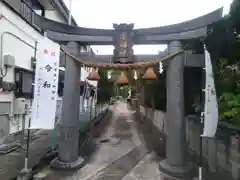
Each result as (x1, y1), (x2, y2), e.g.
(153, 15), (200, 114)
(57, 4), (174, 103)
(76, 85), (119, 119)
(122, 153), (161, 180)
(0, 102), (193, 180)
(0, 129), (53, 180)
(0, 107), (108, 180)
(35, 101), (166, 180)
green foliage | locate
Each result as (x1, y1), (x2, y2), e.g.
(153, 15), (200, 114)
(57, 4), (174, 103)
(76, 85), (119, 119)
(143, 68), (166, 110)
(97, 69), (114, 103)
(218, 92), (240, 126)
(205, 56), (240, 127)
(191, 57), (240, 128)
(230, 0), (240, 33)
(214, 58), (240, 95)
(205, 0), (240, 63)
(205, 18), (240, 63)
(202, 0), (240, 128)
(118, 86), (129, 98)
(192, 56), (240, 127)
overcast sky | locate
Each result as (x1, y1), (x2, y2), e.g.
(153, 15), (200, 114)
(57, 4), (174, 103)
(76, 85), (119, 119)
(63, 0), (232, 54)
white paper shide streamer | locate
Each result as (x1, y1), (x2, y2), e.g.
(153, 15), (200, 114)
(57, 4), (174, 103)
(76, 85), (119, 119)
(134, 70), (138, 80)
(159, 61), (163, 74)
(31, 38), (60, 129)
(202, 45), (219, 137)
(107, 70), (112, 80)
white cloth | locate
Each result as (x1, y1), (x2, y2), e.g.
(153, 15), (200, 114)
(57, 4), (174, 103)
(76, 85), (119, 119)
(202, 45), (219, 137)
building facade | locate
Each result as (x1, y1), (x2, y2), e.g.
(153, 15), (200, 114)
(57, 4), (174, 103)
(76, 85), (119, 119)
(0, 0), (95, 138)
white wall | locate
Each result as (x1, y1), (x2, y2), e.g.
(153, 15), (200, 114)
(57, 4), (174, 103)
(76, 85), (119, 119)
(0, 2), (68, 135)
(0, 2), (44, 135)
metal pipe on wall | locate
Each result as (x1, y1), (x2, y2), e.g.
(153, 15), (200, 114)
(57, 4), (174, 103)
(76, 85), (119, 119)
(68, 0), (72, 25)
(0, 31), (36, 74)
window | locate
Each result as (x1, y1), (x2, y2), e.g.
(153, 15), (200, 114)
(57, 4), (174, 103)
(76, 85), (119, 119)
(23, 0), (43, 10)
(22, 0), (45, 16)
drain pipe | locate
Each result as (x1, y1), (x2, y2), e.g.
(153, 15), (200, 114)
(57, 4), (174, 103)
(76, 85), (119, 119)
(0, 14), (38, 75)
(0, 31), (35, 76)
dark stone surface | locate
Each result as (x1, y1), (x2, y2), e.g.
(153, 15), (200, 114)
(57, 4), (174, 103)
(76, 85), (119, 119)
(3, 0), (222, 44)
(159, 41), (195, 178)
(50, 156), (85, 170)
(159, 160), (196, 179)
(56, 42), (83, 167)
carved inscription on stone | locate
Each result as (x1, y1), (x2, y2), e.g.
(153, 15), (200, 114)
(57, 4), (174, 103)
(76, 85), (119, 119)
(113, 23), (134, 63)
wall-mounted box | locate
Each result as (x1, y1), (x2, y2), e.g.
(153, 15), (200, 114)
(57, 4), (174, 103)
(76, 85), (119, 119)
(1, 81), (16, 91)
(14, 68), (34, 99)
(3, 55), (15, 67)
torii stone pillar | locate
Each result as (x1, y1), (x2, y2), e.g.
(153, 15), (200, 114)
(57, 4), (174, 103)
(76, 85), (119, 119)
(159, 41), (193, 178)
(51, 42), (84, 169)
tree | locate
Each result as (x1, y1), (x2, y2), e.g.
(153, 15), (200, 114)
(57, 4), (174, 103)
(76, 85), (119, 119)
(230, 0), (240, 34)
(97, 69), (114, 103)
(205, 0), (240, 62)
(203, 0), (240, 127)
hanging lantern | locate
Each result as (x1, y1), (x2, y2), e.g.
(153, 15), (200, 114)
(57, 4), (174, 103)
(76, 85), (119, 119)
(142, 67), (157, 80)
(116, 71), (129, 85)
(87, 69), (100, 81)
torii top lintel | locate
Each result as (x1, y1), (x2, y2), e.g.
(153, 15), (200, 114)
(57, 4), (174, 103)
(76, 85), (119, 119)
(2, 0), (223, 45)
(42, 8), (223, 45)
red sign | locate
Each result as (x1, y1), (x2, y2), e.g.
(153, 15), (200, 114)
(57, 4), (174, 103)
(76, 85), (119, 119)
(43, 49), (48, 54)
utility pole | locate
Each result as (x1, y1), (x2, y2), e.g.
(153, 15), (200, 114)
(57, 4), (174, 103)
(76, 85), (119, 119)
(68, 0), (72, 25)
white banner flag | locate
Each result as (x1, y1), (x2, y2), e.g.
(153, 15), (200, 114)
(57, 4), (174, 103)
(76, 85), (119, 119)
(31, 38), (60, 129)
(202, 45), (219, 137)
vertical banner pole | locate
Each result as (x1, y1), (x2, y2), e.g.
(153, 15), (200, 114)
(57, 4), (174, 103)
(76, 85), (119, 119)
(198, 42), (205, 180)
(52, 126), (56, 152)
(198, 58), (205, 180)
(199, 112), (204, 180)
(94, 88), (97, 117)
(90, 95), (92, 120)
(24, 118), (31, 171)
(24, 42), (37, 172)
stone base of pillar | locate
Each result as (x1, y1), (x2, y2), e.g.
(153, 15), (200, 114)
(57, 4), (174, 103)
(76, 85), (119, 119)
(159, 160), (196, 179)
(50, 156), (84, 170)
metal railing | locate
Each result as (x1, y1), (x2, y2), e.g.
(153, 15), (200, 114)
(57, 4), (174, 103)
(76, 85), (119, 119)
(55, 98), (109, 128)
(19, 1), (42, 32)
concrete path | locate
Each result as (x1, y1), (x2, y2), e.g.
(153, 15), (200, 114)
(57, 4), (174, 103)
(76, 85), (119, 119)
(121, 153), (161, 180)
(35, 102), (164, 180)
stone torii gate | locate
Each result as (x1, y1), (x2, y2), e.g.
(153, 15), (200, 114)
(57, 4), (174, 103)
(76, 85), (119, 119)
(29, 5), (223, 178)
